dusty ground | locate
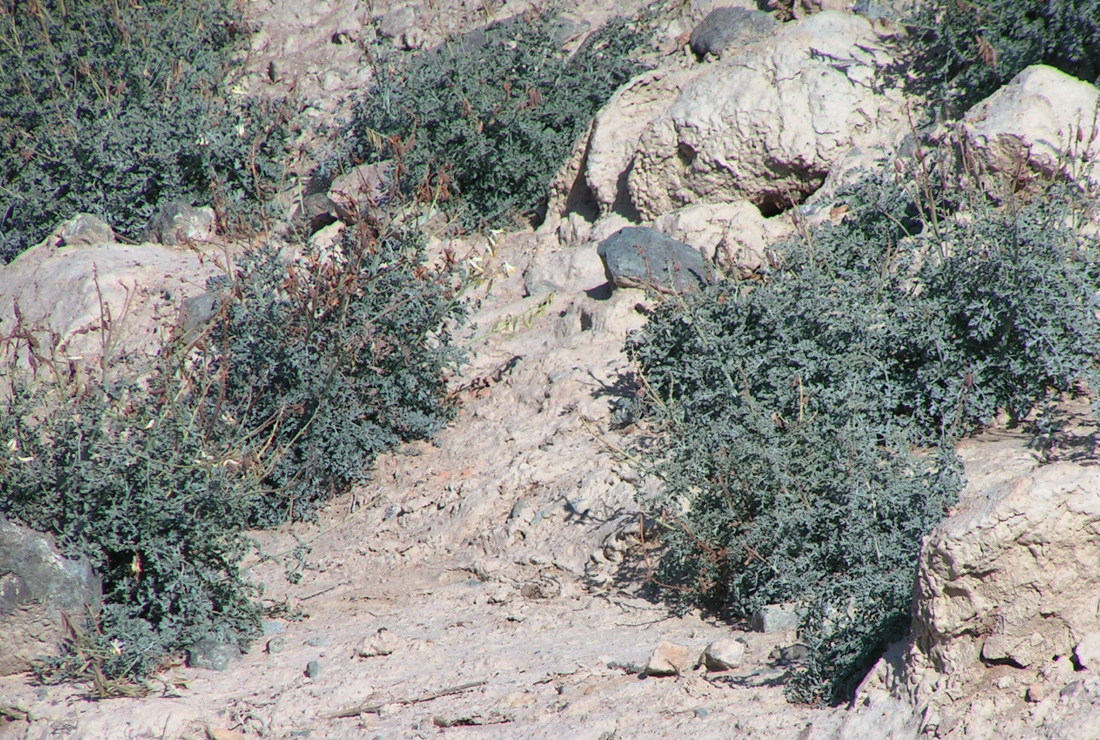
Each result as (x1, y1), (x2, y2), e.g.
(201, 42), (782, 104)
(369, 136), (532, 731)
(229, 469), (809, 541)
(0, 222), (887, 739)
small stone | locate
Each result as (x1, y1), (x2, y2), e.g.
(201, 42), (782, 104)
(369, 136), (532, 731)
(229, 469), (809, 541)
(305, 636), (330, 647)
(145, 202), (216, 245)
(1074, 633), (1100, 671)
(205, 725), (245, 740)
(644, 641), (696, 677)
(1026, 682), (1048, 703)
(187, 639), (243, 671)
(266, 637), (286, 655)
(306, 660), (323, 678)
(769, 643), (811, 666)
(520, 577), (561, 600)
(751, 603), (800, 633)
(54, 213), (115, 247)
(694, 707), (710, 718)
(702, 638), (746, 671)
(996, 675), (1016, 690)
(356, 628), (403, 658)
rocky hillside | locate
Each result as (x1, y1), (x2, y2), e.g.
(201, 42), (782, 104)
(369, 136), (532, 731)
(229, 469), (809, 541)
(2, 1), (1100, 738)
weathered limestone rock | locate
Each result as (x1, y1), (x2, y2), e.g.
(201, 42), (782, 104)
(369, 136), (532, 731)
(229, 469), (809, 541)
(960, 65), (1100, 191)
(702, 638), (746, 671)
(0, 237), (224, 365)
(582, 67), (703, 218)
(860, 446), (1100, 737)
(0, 517), (102, 676)
(652, 201), (793, 276)
(627, 12), (908, 220)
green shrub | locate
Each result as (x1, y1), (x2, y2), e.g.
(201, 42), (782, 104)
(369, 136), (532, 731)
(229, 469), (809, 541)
(0, 218), (465, 688)
(903, 0), (1100, 115)
(328, 10), (648, 230)
(624, 170), (1100, 703)
(0, 0), (286, 263)
(205, 222), (466, 526)
(0, 354), (264, 686)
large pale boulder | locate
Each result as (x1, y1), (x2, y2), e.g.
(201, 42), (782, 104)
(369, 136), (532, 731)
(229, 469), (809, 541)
(582, 67), (703, 218)
(860, 431), (1100, 737)
(960, 65), (1100, 191)
(627, 11), (909, 220)
(0, 227), (226, 368)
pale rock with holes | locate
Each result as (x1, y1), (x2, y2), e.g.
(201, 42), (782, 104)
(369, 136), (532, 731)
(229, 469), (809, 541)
(626, 11), (911, 221)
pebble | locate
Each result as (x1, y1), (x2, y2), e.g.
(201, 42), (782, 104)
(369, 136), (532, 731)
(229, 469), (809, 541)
(266, 636), (286, 654)
(305, 636), (330, 647)
(306, 660), (323, 678)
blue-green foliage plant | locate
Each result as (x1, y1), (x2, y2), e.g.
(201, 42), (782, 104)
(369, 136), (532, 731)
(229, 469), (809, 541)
(205, 222), (467, 527)
(624, 167), (1100, 704)
(902, 0), (1100, 115)
(0, 0), (286, 263)
(0, 218), (465, 689)
(330, 10), (649, 230)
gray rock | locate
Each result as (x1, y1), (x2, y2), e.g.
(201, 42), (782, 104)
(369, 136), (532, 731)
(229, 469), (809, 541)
(261, 620), (286, 636)
(145, 202), (216, 245)
(751, 603), (800, 633)
(55, 213), (115, 246)
(853, 0), (897, 20)
(689, 8), (779, 58)
(597, 227), (711, 294)
(187, 638), (243, 671)
(306, 659), (323, 678)
(266, 636), (286, 654)
(769, 642), (811, 666)
(177, 291), (220, 336)
(0, 517), (102, 676)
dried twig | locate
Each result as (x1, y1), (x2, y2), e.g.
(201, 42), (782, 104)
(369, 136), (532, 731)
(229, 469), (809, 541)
(322, 680), (487, 720)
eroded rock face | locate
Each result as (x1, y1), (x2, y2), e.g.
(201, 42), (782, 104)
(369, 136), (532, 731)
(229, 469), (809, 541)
(861, 438), (1100, 737)
(0, 518), (102, 676)
(627, 12), (909, 220)
(960, 64), (1100, 191)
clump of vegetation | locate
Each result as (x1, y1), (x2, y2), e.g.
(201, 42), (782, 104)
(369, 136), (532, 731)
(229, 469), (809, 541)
(205, 223), (466, 527)
(0, 217), (465, 690)
(623, 166), (1100, 703)
(0, 0), (287, 263)
(329, 9), (649, 230)
(903, 0), (1100, 115)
